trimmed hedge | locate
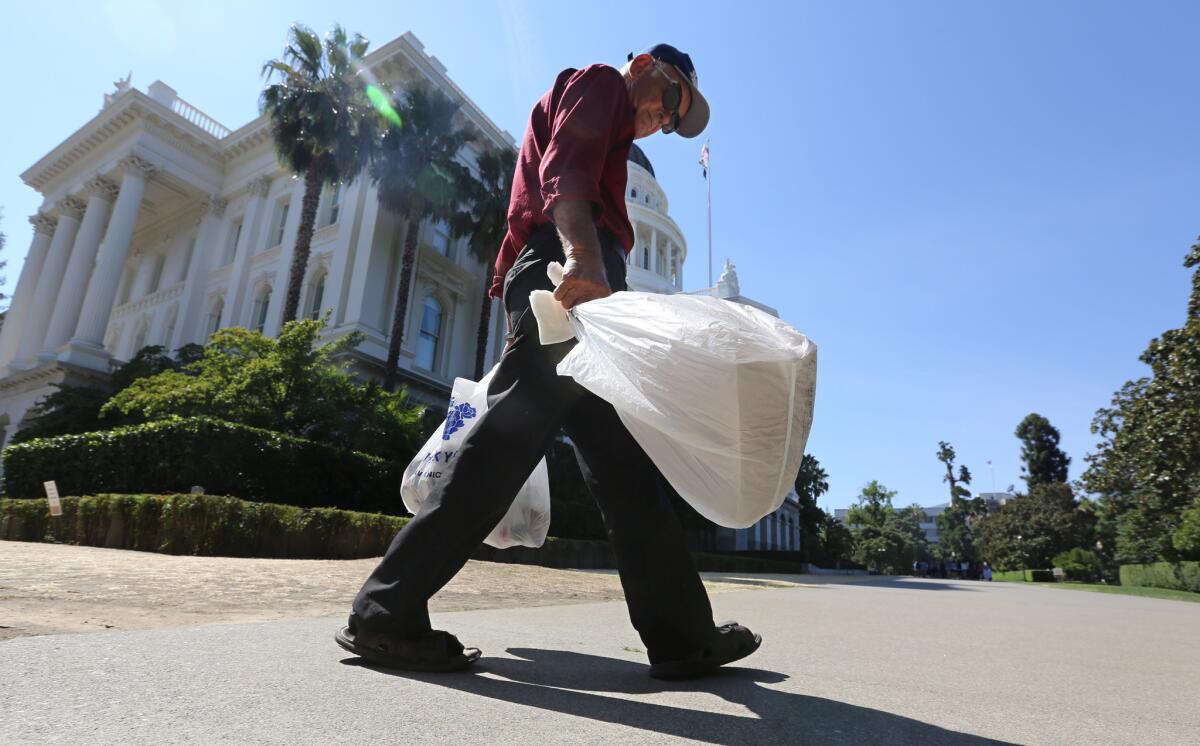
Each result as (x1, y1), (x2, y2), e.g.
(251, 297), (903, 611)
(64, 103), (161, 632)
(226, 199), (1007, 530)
(0, 494), (810, 573)
(2, 417), (403, 514)
(1120, 562), (1200, 594)
(0, 494), (408, 559)
(993, 569), (1055, 582)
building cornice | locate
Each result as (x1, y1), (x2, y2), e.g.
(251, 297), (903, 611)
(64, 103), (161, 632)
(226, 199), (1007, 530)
(365, 32), (517, 150)
(20, 90), (225, 193)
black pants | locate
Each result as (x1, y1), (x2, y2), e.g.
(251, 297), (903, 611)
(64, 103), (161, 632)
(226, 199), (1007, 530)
(351, 225), (716, 664)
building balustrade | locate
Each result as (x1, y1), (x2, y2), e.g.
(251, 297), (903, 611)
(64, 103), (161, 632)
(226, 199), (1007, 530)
(109, 283), (184, 322)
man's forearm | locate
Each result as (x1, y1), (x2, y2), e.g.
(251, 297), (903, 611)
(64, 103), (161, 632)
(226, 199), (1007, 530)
(551, 200), (604, 265)
(550, 199), (612, 309)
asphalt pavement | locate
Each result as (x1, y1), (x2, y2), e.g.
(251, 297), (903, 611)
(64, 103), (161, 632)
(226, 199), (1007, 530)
(3, 577), (1197, 745)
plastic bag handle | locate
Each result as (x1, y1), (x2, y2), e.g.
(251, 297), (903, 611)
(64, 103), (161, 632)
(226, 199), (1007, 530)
(547, 261), (565, 288)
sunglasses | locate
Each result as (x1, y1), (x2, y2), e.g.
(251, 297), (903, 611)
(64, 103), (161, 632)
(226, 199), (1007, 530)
(651, 60), (683, 134)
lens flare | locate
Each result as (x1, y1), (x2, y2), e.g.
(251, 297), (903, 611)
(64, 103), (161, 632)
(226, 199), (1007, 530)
(366, 84), (402, 128)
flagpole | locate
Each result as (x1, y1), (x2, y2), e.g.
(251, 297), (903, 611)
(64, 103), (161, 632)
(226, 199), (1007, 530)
(706, 140), (713, 289)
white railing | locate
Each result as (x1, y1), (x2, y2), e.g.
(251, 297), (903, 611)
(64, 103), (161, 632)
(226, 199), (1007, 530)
(172, 96), (231, 139)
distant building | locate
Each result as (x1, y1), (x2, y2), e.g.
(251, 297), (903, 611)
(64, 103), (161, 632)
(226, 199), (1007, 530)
(835, 492), (1015, 544)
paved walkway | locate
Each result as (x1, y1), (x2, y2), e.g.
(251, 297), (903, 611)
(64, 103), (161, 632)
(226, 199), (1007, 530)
(3, 577), (1198, 744)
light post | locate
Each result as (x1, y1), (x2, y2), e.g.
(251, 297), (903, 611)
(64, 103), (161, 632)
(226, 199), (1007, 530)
(1018, 534), (1026, 581)
(1096, 539), (1105, 584)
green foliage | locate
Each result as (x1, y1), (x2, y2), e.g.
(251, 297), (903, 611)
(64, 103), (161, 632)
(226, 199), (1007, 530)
(101, 320), (422, 464)
(1052, 547), (1101, 581)
(0, 494), (408, 559)
(978, 482), (1095, 571)
(846, 481), (925, 573)
(3, 417), (402, 514)
(1084, 238), (1200, 564)
(1119, 562), (1200, 594)
(935, 497), (986, 563)
(260, 23), (379, 323)
(792, 454), (829, 563)
(936, 441), (973, 504)
(1015, 413), (1071, 490)
(260, 24), (377, 191)
(449, 146), (518, 378)
(1173, 499), (1200, 560)
(370, 82), (476, 390)
(11, 345), (195, 444)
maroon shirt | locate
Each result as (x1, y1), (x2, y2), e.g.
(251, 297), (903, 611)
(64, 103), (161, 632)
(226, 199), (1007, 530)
(490, 64), (637, 299)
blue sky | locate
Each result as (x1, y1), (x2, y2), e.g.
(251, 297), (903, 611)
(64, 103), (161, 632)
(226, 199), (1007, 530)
(2, 1), (1198, 510)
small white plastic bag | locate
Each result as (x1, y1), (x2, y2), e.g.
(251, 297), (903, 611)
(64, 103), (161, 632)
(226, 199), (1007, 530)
(401, 367), (551, 549)
(530, 264), (817, 529)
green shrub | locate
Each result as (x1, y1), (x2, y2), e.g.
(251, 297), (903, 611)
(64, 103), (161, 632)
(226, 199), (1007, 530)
(1029, 569), (1055, 582)
(1120, 562), (1200, 593)
(2, 417), (403, 514)
(993, 569), (1028, 582)
(1053, 547), (1101, 581)
(0, 494), (409, 559)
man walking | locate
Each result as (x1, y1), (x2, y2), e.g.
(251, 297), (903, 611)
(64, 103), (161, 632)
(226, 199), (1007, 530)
(337, 44), (760, 679)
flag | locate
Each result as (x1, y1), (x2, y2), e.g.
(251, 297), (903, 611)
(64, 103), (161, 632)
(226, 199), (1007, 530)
(699, 141), (710, 179)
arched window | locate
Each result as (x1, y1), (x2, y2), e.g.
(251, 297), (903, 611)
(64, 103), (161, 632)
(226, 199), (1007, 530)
(206, 298), (224, 338)
(251, 286), (272, 334)
(642, 246), (650, 270)
(415, 296), (442, 371)
(307, 272), (326, 320)
(630, 188), (638, 199)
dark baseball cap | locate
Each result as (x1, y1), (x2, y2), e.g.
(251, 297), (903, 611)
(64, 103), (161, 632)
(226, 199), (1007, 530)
(630, 43), (710, 138)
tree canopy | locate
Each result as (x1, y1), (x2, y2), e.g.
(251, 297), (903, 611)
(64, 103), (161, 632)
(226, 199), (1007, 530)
(101, 320), (423, 463)
(1015, 413), (1071, 490)
(1082, 238), (1200, 563)
(978, 482), (1094, 570)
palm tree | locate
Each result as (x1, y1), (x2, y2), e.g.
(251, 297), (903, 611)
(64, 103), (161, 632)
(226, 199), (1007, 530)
(450, 147), (517, 379)
(370, 84), (475, 391)
(261, 24), (379, 324)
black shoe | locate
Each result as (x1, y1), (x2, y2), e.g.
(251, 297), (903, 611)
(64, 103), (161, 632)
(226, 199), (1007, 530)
(648, 622), (762, 680)
(335, 621), (481, 672)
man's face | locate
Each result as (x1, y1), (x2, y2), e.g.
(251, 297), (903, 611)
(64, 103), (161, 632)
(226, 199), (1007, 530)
(625, 55), (693, 140)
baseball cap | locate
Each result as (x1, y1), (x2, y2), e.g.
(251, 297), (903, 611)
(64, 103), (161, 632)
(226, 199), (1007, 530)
(630, 43), (710, 139)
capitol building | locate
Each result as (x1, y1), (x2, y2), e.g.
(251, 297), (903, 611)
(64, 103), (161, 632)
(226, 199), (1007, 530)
(1, 31), (800, 554)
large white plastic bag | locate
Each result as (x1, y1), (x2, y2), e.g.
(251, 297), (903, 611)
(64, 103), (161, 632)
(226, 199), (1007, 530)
(401, 367), (551, 549)
(530, 266), (816, 528)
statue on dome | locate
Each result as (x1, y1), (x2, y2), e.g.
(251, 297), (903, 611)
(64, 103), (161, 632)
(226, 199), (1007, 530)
(719, 258), (740, 296)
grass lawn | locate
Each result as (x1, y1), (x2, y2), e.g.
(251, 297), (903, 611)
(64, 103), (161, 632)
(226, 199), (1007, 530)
(996, 578), (1200, 603)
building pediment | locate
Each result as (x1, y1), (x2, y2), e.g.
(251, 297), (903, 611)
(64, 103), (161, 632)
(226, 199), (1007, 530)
(20, 90), (228, 193)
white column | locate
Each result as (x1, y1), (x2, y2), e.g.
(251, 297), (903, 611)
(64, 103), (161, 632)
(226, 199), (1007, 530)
(650, 228), (658, 272)
(63, 154), (156, 366)
(753, 519), (762, 550)
(13, 198), (86, 367)
(222, 176), (272, 327)
(340, 181), (384, 329)
(173, 196), (228, 349)
(0, 214), (57, 369)
(129, 252), (158, 301)
(41, 176), (120, 358)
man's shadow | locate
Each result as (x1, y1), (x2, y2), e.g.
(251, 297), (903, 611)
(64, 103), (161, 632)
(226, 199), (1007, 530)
(343, 648), (1011, 745)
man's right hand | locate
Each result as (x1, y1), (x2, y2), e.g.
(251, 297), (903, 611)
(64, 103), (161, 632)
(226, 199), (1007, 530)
(554, 254), (611, 310)
(551, 199), (612, 310)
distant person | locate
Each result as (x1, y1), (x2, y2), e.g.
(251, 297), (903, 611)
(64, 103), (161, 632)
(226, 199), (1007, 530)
(983, 564), (993, 582)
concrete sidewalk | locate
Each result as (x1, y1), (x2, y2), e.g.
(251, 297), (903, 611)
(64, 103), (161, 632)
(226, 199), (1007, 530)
(3, 578), (1198, 744)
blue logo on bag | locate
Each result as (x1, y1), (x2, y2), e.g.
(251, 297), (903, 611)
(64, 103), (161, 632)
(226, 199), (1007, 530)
(442, 401), (478, 440)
